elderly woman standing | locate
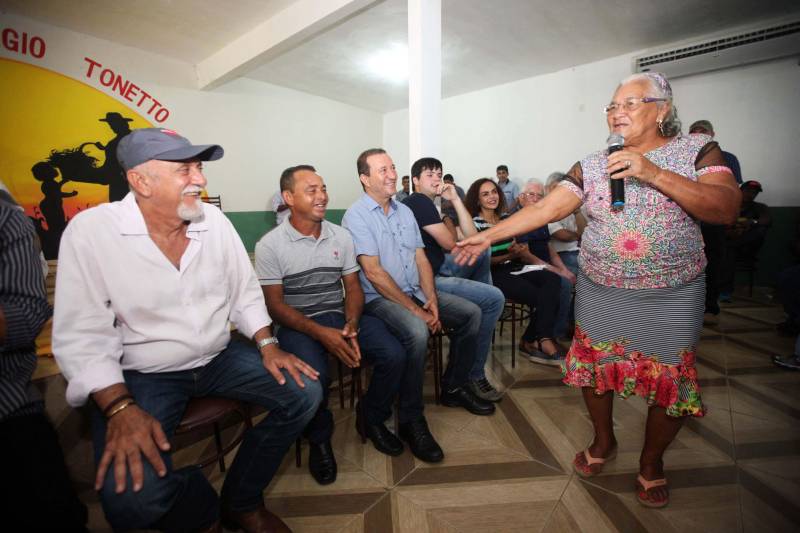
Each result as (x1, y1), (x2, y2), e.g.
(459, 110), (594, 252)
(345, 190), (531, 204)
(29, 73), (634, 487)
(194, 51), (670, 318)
(455, 72), (740, 508)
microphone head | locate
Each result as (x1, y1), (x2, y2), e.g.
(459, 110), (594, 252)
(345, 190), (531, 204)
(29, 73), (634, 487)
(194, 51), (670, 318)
(606, 133), (624, 148)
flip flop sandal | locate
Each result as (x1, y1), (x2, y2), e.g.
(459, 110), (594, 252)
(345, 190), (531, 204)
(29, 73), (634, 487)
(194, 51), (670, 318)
(636, 474), (669, 508)
(519, 339), (559, 358)
(572, 447), (617, 478)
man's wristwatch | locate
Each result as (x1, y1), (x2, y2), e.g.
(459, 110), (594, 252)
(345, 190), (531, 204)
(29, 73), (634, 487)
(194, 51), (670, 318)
(256, 336), (279, 350)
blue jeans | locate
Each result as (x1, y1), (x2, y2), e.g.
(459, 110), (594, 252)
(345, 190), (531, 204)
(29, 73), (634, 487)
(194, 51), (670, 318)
(439, 249), (492, 285)
(554, 250), (579, 338)
(365, 292), (480, 420)
(434, 275), (504, 380)
(91, 340), (322, 532)
(277, 312), (407, 436)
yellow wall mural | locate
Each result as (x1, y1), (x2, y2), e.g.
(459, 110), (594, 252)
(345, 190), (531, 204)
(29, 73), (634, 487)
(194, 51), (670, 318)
(0, 57), (152, 258)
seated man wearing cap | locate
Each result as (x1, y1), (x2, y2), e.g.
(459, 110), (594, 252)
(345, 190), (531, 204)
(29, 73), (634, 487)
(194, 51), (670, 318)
(53, 128), (322, 533)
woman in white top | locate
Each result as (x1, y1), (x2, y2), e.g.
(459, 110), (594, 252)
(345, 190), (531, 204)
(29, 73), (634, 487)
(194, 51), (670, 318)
(545, 172), (586, 339)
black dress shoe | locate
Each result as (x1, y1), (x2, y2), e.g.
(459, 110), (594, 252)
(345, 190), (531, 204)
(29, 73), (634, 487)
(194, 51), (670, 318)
(398, 418), (444, 463)
(356, 403), (404, 456)
(441, 386), (495, 415)
(308, 441), (337, 485)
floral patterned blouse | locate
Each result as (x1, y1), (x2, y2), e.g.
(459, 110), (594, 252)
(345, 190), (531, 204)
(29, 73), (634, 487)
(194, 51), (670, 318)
(559, 133), (728, 289)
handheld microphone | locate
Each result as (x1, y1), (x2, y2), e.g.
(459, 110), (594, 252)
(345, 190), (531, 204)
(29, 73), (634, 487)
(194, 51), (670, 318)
(607, 133), (625, 210)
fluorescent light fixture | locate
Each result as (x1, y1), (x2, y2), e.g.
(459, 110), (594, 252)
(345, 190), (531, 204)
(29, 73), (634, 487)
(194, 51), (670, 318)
(365, 43), (408, 83)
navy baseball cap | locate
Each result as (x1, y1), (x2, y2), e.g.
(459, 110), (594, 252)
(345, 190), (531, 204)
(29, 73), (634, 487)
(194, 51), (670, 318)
(117, 128), (224, 171)
(741, 180), (762, 192)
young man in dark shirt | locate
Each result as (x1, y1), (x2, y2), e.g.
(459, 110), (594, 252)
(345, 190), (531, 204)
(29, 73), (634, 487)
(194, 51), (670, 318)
(404, 157), (506, 401)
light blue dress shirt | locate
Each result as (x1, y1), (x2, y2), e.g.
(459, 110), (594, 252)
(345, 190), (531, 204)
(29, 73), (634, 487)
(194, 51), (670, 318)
(342, 193), (426, 304)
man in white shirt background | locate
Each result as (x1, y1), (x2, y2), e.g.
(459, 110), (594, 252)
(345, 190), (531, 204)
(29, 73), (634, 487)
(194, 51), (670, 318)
(271, 189), (290, 226)
(53, 128), (321, 533)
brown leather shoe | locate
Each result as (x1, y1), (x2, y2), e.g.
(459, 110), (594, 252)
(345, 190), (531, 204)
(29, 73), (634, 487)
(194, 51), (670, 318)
(221, 502), (291, 533)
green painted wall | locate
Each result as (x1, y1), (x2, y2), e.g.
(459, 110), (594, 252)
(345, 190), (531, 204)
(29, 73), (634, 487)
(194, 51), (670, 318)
(227, 206), (799, 286)
(226, 210), (346, 251)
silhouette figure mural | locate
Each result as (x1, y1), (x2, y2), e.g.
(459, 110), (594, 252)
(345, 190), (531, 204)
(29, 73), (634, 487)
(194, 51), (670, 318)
(30, 161), (77, 257)
(22, 111), (136, 258)
(1, 58), (156, 260)
(50, 112), (133, 202)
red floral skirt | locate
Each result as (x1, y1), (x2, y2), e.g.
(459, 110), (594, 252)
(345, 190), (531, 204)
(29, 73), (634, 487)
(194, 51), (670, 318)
(562, 324), (705, 417)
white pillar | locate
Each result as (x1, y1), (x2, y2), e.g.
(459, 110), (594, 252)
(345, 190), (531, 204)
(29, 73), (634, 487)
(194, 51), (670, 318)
(407, 0), (441, 175)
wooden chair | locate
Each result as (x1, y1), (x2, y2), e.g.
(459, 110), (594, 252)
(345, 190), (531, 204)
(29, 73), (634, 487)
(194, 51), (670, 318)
(174, 396), (252, 472)
(295, 357), (365, 466)
(430, 330), (445, 404)
(201, 195), (222, 210)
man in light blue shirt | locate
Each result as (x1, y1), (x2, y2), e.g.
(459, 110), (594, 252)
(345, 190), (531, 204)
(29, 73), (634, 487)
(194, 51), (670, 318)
(345, 191), (426, 304)
(343, 149), (495, 464)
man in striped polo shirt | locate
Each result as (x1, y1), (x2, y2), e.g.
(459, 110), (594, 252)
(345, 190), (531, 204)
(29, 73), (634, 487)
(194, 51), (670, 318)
(256, 166), (424, 483)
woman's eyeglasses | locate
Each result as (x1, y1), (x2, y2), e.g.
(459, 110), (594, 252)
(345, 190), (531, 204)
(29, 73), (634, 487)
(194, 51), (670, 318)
(603, 97), (666, 114)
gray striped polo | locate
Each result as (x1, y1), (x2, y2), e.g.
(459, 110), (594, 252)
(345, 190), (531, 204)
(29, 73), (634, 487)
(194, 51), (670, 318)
(255, 219), (359, 317)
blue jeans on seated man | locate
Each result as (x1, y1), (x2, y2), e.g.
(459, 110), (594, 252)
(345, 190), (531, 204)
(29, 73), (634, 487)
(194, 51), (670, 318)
(434, 275), (504, 381)
(554, 250), (579, 339)
(277, 312), (407, 437)
(91, 339), (322, 532)
(438, 249), (492, 285)
(364, 291), (481, 418)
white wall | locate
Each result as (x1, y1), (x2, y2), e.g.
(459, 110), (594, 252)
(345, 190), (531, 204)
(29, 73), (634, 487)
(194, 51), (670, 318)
(159, 79), (380, 211)
(0, 13), (382, 211)
(384, 52), (800, 207)
(669, 58), (800, 205)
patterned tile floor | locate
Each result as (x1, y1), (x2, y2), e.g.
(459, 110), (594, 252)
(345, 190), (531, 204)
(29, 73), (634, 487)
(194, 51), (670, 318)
(36, 288), (800, 532)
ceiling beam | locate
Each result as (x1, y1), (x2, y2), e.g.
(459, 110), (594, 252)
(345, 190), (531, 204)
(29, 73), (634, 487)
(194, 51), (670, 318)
(196, 0), (376, 90)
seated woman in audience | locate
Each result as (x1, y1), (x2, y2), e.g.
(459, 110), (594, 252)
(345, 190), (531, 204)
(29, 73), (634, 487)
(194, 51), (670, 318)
(465, 178), (564, 365)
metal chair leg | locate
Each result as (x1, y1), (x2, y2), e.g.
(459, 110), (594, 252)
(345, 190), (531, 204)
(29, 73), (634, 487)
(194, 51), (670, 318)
(438, 332), (444, 381)
(213, 422), (226, 472)
(354, 399), (367, 443)
(432, 337), (441, 404)
(337, 359), (345, 409)
(353, 366), (362, 409)
(511, 302), (517, 368)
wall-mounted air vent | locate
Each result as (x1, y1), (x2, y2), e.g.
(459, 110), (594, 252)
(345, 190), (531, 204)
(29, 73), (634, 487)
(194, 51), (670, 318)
(634, 20), (800, 78)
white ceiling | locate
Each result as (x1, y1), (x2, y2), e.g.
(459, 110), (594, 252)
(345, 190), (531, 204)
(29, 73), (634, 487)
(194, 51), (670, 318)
(1, 0), (299, 62)
(4, 0), (800, 112)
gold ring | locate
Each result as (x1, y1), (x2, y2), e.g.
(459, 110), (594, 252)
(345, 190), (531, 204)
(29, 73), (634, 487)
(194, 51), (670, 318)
(626, 160), (631, 168)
